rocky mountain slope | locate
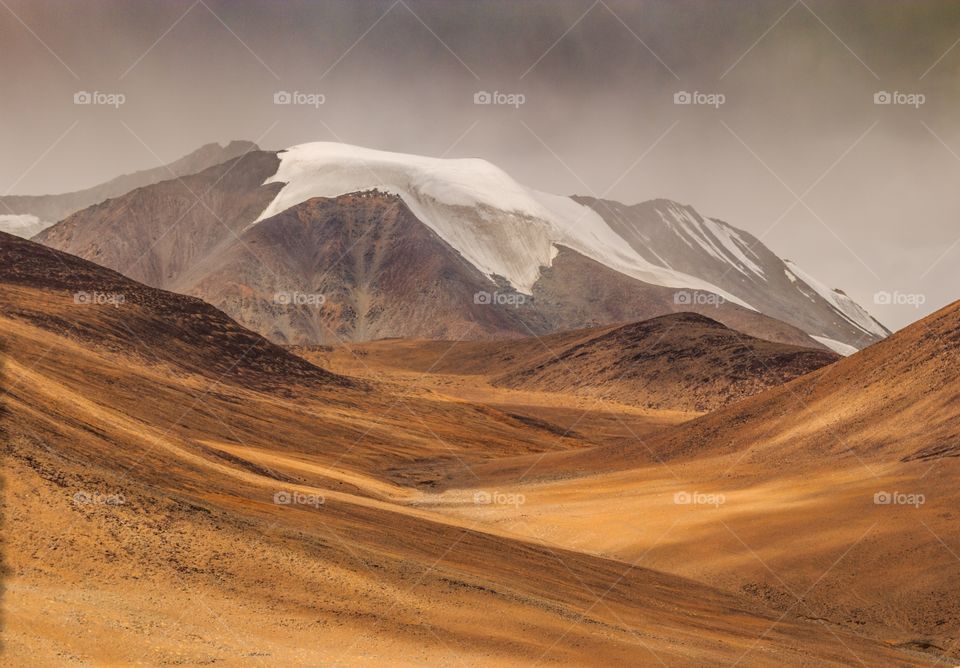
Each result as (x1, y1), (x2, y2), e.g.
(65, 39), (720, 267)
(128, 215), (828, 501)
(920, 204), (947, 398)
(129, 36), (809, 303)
(577, 196), (891, 352)
(35, 150), (282, 289)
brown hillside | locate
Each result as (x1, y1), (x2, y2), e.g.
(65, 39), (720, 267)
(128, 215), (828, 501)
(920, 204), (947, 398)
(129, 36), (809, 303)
(492, 312), (839, 411)
(0, 232), (928, 666)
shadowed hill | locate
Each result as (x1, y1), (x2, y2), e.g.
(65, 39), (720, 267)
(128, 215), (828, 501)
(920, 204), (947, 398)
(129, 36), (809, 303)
(491, 312), (839, 411)
(0, 231), (346, 391)
(642, 300), (960, 466)
(317, 313), (839, 412)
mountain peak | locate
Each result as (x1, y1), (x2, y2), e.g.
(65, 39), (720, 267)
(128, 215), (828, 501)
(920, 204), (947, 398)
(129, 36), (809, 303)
(25, 139), (888, 353)
(253, 142), (752, 307)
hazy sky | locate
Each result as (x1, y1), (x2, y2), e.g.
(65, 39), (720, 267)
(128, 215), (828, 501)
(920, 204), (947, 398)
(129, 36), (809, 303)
(2, 0), (958, 329)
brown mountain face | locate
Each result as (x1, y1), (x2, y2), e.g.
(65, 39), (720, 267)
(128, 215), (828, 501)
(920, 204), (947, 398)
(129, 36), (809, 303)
(186, 192), (545, 344)
(491, 312), (840, 411)
(34, 150), (282, 291)
(190, 195), (830, 348)
(1, 141), (259, 229)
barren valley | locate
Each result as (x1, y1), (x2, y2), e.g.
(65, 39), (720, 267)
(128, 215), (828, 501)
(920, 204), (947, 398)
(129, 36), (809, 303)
(3, 231), (957, 666)
(3, 7), (958, 658)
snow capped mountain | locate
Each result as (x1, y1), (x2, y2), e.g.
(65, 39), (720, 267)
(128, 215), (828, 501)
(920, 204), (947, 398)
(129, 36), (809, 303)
(252, 143), (752, 308)
(34, 140), (888, 351)
(575, 197), (890, 353)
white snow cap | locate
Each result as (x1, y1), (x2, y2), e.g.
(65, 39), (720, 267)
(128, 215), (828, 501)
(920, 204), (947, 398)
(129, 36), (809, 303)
(254, 142), (754, 308)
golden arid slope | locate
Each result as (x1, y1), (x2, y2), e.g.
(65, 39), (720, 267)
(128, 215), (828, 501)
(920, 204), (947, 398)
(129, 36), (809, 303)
(426, 301), (960, 661)
(0, 232), (936, 665)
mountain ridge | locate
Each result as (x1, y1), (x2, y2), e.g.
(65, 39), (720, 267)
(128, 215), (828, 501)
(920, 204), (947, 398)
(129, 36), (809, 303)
(0, 140), (259, 237)
(32, 140), (886, 352)
(574, 195), (891, 352)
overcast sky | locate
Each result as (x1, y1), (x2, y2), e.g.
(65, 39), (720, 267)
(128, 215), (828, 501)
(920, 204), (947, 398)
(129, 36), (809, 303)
(2, 0), (958, 329)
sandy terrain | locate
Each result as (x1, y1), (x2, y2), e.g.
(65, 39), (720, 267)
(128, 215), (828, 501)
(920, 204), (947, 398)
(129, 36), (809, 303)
(5, 311), (926, 666)
(1, 232), (953, 665)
